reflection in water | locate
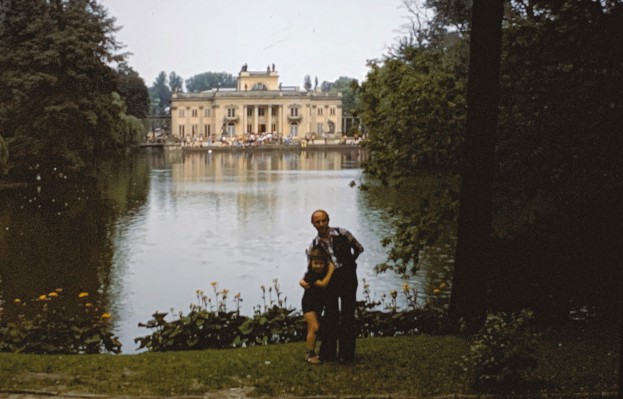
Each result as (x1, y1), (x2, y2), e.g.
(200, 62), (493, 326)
(0, 149), (451, 353)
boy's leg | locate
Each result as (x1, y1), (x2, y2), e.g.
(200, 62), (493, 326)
(303, 311), (320, 352)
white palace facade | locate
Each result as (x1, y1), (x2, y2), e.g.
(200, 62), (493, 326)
(170, 64), (343, 140)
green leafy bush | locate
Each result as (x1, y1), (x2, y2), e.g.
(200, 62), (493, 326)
(0, 290), (121, 354)
(136, 279), (451, 352)
(136, 281), (306, 351)
(463, 309), (539, 393)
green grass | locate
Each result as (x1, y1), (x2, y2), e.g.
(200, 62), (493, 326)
(0, 324), (618, 398)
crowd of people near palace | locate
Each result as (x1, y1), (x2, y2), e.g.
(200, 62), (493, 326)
(155, 132), (365, 148)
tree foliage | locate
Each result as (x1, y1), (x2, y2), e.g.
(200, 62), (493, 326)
(329, 76), (358, 116)
(185, 72), (237, 92)
(148, 71), (171, 115)
(168, 71), (183, 93)
(116, 62), (149, 119)
(360, 0), (623, 318)
(0, 0), (135, 180)
(357, 40), (467, 186)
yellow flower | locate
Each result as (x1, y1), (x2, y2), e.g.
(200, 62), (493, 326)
(210, 281), (218, 287)
(222, 289), (229, 295)
(402, 283), (410, 292)
(14, 298), (21, 304)
(55, 288), (63, 293)
(439, 282), (447, 289)
(101, 313), (112, 319)
(48, 292), (58, 297)
(390, 290), (397, 298)
(78, 292), (89, 298)
(433, 288), (441, 295)
(85, 303), (93, 308)
(38, 294), (47, 300)
(234, 293), (241, 299)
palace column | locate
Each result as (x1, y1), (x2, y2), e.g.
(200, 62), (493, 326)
(268, 105), (273, 133)
(242, 105), (247, 135)
(253, 105), (258, 133)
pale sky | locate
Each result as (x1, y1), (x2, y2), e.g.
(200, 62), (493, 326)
(98, 0), (408, 88)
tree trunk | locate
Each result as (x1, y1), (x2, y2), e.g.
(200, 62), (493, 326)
(449, 0), (504, 330)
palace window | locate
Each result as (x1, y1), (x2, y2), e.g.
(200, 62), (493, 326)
(318, 108), (323, 116)
(227, 108), (236, 117)
(192, 109), (198, 117)
(290, 107), (298, 117)
(330, 108), (336, 116)
(258, 108), (265, 116)
(179, 125), (185, 136)
(317, 123), (323, 133)
(204, 125), (211, 135)
(204, 108), (211, 117)
(178, 109), (185, 117)
(247, 107), (253, 116)
(271, 107), (277, 116)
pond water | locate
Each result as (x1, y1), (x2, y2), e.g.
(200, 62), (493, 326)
(0, 148), (453, 352)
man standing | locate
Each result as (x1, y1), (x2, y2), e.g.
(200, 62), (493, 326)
(303, 209), (364, 363)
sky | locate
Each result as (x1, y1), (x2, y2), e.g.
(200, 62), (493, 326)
(98, 0), (408, 88)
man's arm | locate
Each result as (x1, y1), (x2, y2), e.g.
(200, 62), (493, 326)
(340, 228), (364, 259)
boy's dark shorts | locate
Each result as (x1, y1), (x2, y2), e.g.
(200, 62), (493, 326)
(302, 290), (326, 314)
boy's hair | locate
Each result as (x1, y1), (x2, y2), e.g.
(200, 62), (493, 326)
(308, 247), (328, 266)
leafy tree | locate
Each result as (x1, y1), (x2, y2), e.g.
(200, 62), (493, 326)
(149, 71), (171, 115)
(185, 72), (237, 92)
(168, 71), (183, 93)
(0, 0), (129, 180)
(320, 81), (333, 92)
(357, 44), (466, 187)
(331, 76), (358, 116)
(360, 0), (623, 323)
(116, 62), (149, 119)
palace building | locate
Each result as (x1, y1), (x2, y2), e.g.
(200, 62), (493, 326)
(170, 64), (343, 140)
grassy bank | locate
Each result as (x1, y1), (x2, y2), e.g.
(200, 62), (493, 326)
(0, 324), (618, 398)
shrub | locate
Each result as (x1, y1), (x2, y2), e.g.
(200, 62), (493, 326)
(136, 280), (306, 351)
(463, 309), (539, 393)
(0, 290), (121, 354)
(136, 279), (451, 352)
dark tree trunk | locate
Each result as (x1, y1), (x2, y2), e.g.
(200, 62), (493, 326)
(449, 0), (504, 330)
